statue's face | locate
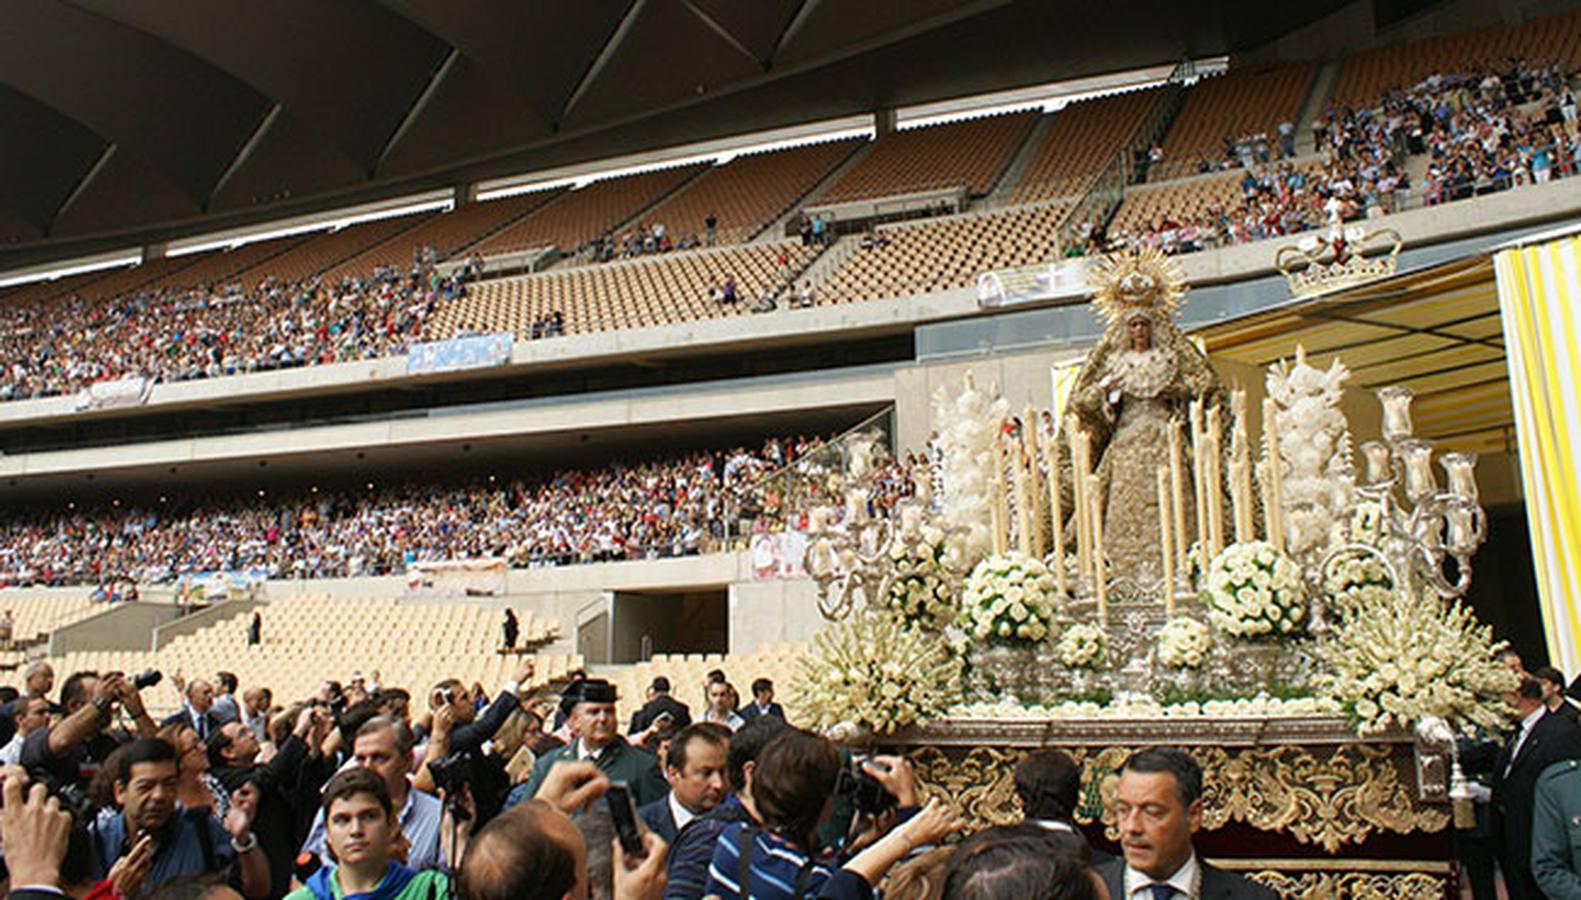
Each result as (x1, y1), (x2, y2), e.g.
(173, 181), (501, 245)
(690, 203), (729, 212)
(1127, 316), (1152, 351)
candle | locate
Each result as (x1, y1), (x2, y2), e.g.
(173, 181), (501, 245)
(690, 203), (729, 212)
(1262, 398), (1285, 550)
(1047, 436), (1067, 595)
(1441, 452), (1479, 502)
(1229, 391), (1254, 542)
(1015, 464), (1033, 556)
(1157, 466), (1175, 613)
(1360, 441), (1392, 486)
(1399, 438), (1438, 503)
(1168, 418), (1189, 568)
(1069, 418), (1091, 579)
(1023, 404), (1045, 556)
(1228, 457), (1249, 544)
(1189, 401), (1209, 574)
(1089, 474), (1107, 619)
(991, 421), (1009, 555)
(1377, 386), (1416, 444)
(1205, 404), (1225, 557)
(1445, 503), (1478, 554)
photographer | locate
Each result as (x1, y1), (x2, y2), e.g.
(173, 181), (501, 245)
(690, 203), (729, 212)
(85, 739), (270, 898)
(700, 729), (960, 900)
(210, 706), (335, 899)
(23, 671), (157, 789)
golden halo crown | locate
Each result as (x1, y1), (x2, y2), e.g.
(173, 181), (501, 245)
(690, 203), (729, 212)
(1088, 247), (1188, 328)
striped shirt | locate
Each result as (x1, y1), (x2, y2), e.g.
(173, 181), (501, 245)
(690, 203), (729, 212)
(702, 824), (870, 900)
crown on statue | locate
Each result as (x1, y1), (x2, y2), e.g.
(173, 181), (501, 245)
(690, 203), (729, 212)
(1276, 226), (1402, 298)
(1088, 247), (1188, 327)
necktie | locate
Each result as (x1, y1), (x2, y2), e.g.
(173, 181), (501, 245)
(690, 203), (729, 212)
(1150, 886), (1175, 900)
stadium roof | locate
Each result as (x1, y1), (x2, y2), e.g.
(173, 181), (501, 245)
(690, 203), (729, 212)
(0, 0), (1352, 267)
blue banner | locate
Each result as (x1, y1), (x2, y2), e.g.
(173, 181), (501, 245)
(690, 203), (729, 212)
(406, 332), (513, 375)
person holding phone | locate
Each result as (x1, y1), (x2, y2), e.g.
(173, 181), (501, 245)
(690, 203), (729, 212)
(630, 677), (691, 736)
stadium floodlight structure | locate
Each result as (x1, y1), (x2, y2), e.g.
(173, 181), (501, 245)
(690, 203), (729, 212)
(0, 248), (143, 289)
(166, 189), (456, 258)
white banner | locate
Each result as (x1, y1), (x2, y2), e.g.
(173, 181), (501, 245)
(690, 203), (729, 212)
(977, 258), (1089, 309)
(750, 531), (808, 580)
(406, 558), (509, 598)
(75, 375), (153, 411)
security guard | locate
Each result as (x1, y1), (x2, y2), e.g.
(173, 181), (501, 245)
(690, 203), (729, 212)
(505, 678), (667, 810)
(1532, 756), (1581, 899)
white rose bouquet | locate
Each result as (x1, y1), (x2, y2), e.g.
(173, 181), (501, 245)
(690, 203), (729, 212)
(1156, 617), (1212, 668)
(959, 551), (1058, 644)
(1201, 541), (1307, 638)
(1053, 622), (1107, 668)
(884, 525), (956, 627)
(791, 612), (962, 733)
(1323, 553), (1395, 621)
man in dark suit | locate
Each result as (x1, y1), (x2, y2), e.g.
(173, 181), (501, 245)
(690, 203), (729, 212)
(1492, 677), (1581, 900)
(1015, 748), (1115, 868)
(628, 676), (691, 735)
(737, 678), (785, 723)
(1534, 666), (1580, 723)
(161, 678), (224, 740)
(1098, 747), (1277, 900)
(429, 658), (536, 757)
(636, 723), (729, 842)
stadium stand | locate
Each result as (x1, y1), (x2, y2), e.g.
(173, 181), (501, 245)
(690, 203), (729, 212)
(1149, 63), (1316, 181)
(1328, 7), (1581, 107)
(816, 201), (1072, 304)
(637, 140), (863, 246)
(1010, 88), (1161, 203)
(613, 643), (807, 722)
(814, 111), (1038, 204)
(322, 188), (567, 282)
(429, 240), (819, 337)
(37, 595), (576, 718)
(225, 213), (437, 286)
(468, 164), (709, 258)
(0, 594), (100, 645)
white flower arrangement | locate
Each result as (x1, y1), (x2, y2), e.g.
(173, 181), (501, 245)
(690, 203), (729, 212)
(1156, 617), (1212, 668)
(1200, 541), (1307, 638)
(1318, 589), (1517, 736)
(791, 612), (963, 734)
(1323, 553), (1395, 621)
(1053, 623), (1107, 668)
(949, 692), (1343, 720)
(959, 551), (1058, 644)
(884, 525), (956, 627)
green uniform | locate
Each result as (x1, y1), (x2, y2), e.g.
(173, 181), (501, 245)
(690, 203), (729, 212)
(513, 736), (667, 809)
(1532, 757), (1581, 899)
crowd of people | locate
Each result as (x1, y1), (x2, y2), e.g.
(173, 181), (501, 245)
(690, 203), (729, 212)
(0, 264), (463, 404)
(574, 220), (710, 266)
(0, 436), (834, 588)
(0, 653), (1288, 900)
(1103, 59), (1580, 257)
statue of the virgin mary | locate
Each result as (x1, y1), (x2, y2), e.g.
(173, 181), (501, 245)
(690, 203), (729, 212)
(1068, 249), (1226, 582)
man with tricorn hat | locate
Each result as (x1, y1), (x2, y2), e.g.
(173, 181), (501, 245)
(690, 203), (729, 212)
(504, 677), (667, 809)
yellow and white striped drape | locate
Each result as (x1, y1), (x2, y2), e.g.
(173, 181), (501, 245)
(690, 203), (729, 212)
(1494, 237), (1581, 674)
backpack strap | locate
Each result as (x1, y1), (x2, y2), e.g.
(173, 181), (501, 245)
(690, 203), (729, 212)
(735, 826), (760, 898)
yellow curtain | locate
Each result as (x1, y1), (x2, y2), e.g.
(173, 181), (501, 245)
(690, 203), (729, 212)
(1494, 238), (1581, 674)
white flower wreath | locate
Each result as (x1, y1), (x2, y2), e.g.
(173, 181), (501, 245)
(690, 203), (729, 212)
(1200, 541), (1306, 638)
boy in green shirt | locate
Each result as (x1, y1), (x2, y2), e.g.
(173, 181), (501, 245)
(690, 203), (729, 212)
(286, 767), (449, 900)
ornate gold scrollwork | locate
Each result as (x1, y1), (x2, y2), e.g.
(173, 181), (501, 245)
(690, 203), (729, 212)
(1245, 871), (1445, 900)
(906, 742), (1449, 853)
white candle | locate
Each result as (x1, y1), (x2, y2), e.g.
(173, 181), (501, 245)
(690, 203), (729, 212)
(1168, 419), (1189, 568)
(1048, 436), (1067, 595)
(1205, 404), (1225, 556)
(1399, 439), (1437, 503)
(1377, 386), (1416, 443)
(1158, 466), (1175, 614)
(991, 421), (1009, 555)
(1262, 398), (1285, 550)
(1089, 474), (1107, 620)
(1441, 452), (1479, 503)
(1024, 403), (1045, 557)
(1189, 401), (1209, 574)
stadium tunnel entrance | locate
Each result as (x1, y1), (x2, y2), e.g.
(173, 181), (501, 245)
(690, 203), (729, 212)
(578, 588), (728, 665)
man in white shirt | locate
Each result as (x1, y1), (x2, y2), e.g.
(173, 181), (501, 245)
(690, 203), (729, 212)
(1098, 747), (1276, 899)
(0, 696), (49, 765)
(637, 723), (728, 842)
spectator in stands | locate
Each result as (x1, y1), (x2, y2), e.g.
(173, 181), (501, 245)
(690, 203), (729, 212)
(87, 738), (270, 897)
(302, 717), (446, 872)
(738, 679), (783, 723)
(501, 609), (519, 651)
(510, 678), (667, 810)
(211, 706), (336, 898)
(247, 613), (262, 647)
(0, 609), (12, 647)
(638, 723), (730, 842)
(24, 670), (158, 789)
(701, 682), (744, 731)
(705, 213), (719, 246)
(286, 767), (450, 900)
(1098, 747), (1275, 899)
(630, 676), (692, 735)
(0, 696), (49, 765)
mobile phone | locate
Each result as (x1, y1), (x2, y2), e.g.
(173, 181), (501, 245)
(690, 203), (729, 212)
(654, 710), (675, 726)
(605, 782), (646, 858)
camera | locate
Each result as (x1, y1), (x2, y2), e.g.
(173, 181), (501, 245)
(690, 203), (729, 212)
(837, 756), (897, 816)
(131, 669), (162, 691)
(426, 751), (474, 819)
(10, 769), (96, 826)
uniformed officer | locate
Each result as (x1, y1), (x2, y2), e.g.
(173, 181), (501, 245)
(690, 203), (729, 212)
(505, 677), (667, 810)
(1532, 756), (1581, 899)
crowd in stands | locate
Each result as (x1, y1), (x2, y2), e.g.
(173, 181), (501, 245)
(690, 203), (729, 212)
(0, 265), (463, 403)
(1106, 59), (1580, 257)
(0, 642), (1282, 900)
(0, 436), (834, 588)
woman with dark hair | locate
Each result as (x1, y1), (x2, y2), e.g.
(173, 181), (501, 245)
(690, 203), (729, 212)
(703, 728), (960, 899)
(155, 722), (229, 823)
(942, 825), (1107, 900)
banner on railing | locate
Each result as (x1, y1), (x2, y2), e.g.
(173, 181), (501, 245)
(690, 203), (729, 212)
(176, 569), (271, 603)
(976, 259), (1089, 309)
(406, 558), (509, 598)
(750, 531), (808, 581)
(406, 333), (513, 375)
(75, 375), (154, 411)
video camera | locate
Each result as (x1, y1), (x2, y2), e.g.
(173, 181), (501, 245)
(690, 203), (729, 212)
(836, 755), (898, 816)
